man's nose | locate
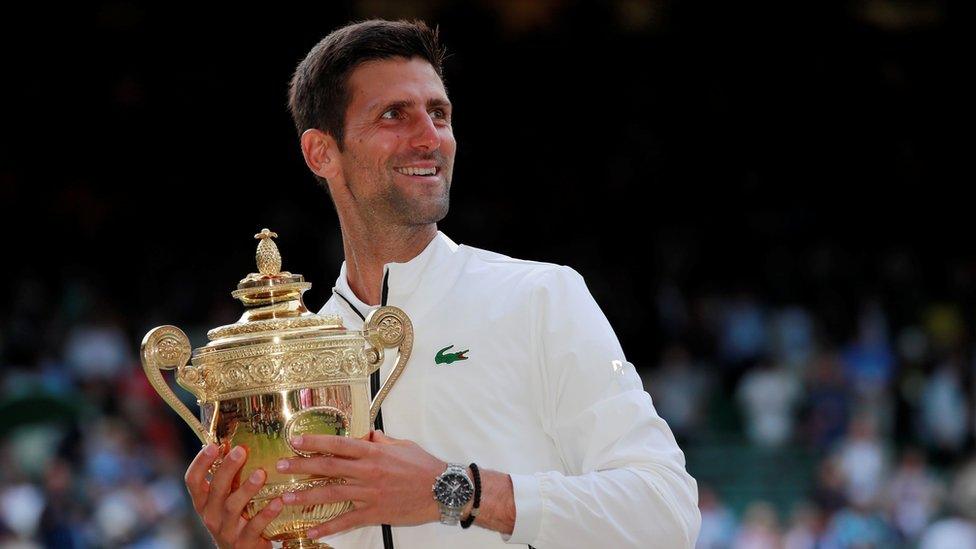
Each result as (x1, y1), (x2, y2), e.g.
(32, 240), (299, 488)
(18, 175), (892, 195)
(410, 112), (441, 151)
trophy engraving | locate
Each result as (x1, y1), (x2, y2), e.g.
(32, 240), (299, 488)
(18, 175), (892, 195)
(286, 406), (350, 457)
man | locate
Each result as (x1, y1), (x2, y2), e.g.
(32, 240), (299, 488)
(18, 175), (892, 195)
(183, 19), (700, 548)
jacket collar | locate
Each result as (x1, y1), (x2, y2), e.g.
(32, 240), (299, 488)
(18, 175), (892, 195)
(331, 231), (459, 316)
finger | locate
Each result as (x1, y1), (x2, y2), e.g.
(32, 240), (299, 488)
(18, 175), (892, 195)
(368, 430), (398, 444)
(307, 508), (372, 538)
(276, 454), (368, 479)
(219, 468), (268, 542)
(203, 445), (247, 525)
(185, 444), (220, 513)
(291, 434), (372, 458)
(281, 483), (370, 507)
(209, 445), (247, 499)
(238, 498), (284, 544)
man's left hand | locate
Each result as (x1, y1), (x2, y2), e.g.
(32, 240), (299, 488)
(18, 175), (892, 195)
(276, 430), (447, 538)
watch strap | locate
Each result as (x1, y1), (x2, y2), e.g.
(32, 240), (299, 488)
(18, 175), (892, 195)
(439, 502), (464, 525)
(434, 463), (474, 526)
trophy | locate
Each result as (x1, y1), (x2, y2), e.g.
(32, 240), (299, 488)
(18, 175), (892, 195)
(140, 229), (412, 548)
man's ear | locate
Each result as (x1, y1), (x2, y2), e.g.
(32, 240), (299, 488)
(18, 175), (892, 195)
(300, 129), (341, 181)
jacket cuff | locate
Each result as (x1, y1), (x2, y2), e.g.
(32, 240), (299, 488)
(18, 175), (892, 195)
(500, 473), (542, 545)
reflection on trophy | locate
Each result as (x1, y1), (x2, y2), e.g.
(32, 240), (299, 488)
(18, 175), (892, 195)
(140, 229), (412, 548)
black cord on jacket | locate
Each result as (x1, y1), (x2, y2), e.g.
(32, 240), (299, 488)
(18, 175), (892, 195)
(332, 269), (394, 549)
(377, 270), (394, 549)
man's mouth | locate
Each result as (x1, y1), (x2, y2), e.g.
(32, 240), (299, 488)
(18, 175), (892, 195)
(394, 166), (438, 177)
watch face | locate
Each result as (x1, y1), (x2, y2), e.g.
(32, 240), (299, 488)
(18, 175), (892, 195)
(434, 472), (473, 508)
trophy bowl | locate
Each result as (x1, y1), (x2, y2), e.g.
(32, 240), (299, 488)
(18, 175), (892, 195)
(140, 229), (412, 548)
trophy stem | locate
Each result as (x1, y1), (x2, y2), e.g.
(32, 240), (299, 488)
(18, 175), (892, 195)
(281, 538), (332, 549)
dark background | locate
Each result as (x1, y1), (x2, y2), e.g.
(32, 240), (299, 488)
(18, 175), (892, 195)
(3, 1), (964, 340)
(2, 1), (972, 547)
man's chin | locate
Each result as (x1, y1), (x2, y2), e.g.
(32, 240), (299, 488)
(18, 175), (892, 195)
(414, 203), (450, 225)
(383, 195), (449, 226)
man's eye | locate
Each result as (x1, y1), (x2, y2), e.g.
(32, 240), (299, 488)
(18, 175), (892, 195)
(432, 109), (453, 122)
(381, 109), (401, 120)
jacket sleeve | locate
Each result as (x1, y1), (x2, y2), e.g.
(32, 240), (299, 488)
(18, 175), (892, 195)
(501, 266), (701, 548)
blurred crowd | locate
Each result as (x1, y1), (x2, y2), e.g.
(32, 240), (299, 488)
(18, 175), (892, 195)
(2, 249), (974, 548)
(0, 281), (208, 547)
(645, 287), (976, 548)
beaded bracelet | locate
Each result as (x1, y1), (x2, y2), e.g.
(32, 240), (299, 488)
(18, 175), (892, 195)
(460, 462), (481, 529)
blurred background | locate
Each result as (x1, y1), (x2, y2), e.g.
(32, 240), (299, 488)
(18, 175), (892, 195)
(1, 0), (970, 547)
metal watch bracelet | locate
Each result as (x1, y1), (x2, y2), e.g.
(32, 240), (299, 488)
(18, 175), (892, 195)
(433, 463), (474, 526)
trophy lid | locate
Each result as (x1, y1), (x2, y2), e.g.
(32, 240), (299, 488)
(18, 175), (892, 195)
(197, 229), (344, 352)
(167, 229), (392, 403)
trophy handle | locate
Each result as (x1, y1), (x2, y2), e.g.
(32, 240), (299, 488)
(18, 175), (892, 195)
(363, 306), (413, 427)
(140, 325), (209, 444)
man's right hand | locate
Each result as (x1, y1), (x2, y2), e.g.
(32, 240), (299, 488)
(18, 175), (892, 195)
(185, 443), (284, 548)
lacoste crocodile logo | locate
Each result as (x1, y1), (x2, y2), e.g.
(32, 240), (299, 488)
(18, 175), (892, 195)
(435, 345), (469, 365)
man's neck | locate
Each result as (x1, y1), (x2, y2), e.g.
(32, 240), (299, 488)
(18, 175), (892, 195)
(340, 223), (437, 306)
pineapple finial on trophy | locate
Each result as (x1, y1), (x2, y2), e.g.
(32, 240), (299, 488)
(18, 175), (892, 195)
(254, 228), (282, 276)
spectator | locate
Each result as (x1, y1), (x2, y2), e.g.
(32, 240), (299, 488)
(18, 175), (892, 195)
(737, 360), (801, 447)
(649, 344), (710, 440)
(62, 314), (131, 382)
(919, 458), (976, 548)
(919, 355), (970, 457)
(954, 459), (976, 522)
(733, 501), (781, 549)
(697, 485), (738, 549)
(822, 503), (895, 548)
(38, 459), (82, 548)
(769, 306), (816, 374)
(834, 414), (888, 507)
(717, 293), (767, 374)
(803, 352), (850, 451)
(811, 458), (848, 516)
(884, 448), (944, 542)
(919, 518), (976, 549)
(840, 299), (895, 401)
(782, 502), (821, 549)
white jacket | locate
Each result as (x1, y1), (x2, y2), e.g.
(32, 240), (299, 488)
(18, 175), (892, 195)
(316, 232), (700, 548)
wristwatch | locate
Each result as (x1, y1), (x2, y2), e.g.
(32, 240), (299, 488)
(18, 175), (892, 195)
(432, 463), (474, 525)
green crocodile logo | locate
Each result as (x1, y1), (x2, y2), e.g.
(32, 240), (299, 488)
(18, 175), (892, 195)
(435, 345), (469, 365)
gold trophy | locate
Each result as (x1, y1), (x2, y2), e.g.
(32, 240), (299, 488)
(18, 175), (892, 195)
(140, 229), (412, 548)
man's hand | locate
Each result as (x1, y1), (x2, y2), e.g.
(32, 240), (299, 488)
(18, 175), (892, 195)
(184, 443), (284, 548)
(275, 430), (446, 538)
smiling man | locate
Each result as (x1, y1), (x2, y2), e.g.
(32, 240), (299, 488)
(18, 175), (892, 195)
(183, 20), (701, 549)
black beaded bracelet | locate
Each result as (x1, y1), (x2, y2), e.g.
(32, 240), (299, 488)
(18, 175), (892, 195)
(460, 462), (481, 529)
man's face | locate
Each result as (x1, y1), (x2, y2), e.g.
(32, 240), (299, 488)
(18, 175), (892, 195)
(336, 56), (455, 227)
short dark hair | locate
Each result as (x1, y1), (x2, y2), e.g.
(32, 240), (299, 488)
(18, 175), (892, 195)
(287, 19), (447, 150)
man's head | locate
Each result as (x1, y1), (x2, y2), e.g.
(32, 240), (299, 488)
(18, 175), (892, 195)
(289, 20), (455, 229)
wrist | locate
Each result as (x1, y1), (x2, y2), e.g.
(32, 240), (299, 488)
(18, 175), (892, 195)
(472, 468), (515, 536)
